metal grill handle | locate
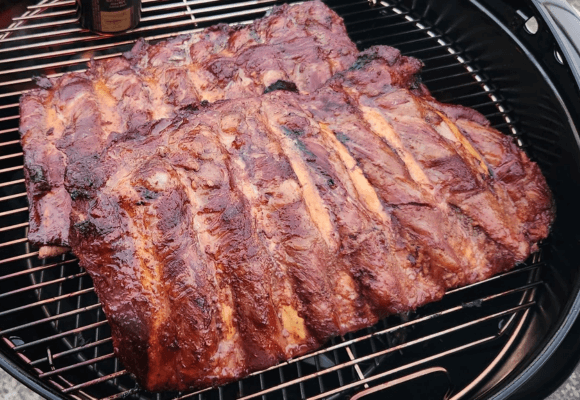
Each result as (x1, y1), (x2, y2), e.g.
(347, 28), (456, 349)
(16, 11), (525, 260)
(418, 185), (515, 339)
(533, 0), (580, 87)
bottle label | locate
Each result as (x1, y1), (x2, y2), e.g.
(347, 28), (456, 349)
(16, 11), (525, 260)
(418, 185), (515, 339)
(100, 0), (129, 12)
(100, 7), (132, 32)
(78, 0), (139, 33)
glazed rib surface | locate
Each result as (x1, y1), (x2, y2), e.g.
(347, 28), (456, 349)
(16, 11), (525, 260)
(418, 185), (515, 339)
(59, 46), (554, 391)
(19, 0), (357, 252)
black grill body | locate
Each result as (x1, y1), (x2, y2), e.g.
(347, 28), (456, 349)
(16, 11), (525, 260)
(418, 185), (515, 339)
(0, 0), (579, 399)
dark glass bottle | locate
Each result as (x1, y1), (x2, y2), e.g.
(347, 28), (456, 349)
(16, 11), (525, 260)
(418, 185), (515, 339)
(77, 0), (141, 34)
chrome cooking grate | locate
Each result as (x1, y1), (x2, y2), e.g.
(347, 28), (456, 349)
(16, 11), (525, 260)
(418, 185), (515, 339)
(0, 0), (546, 399)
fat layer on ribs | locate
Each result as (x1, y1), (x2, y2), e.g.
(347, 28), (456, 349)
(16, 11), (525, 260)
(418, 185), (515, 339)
(18, 0), (357, 254)
(64, 45), (554, 391)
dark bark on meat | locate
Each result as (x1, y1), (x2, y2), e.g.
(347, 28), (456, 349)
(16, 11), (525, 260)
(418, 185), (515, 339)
(29, 45), (554, 391)
(19, 0), (358, 252)
(19, 1), (554, 389)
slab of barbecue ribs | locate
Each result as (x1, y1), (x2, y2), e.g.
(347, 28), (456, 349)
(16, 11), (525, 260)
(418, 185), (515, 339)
(32, 44), (553, 391)
(19, 0), (554, 391)
(19, 0), (358, 258)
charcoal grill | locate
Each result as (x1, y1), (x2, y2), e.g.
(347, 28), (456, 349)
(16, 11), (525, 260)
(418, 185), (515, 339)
(1, 0), (580, 399)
